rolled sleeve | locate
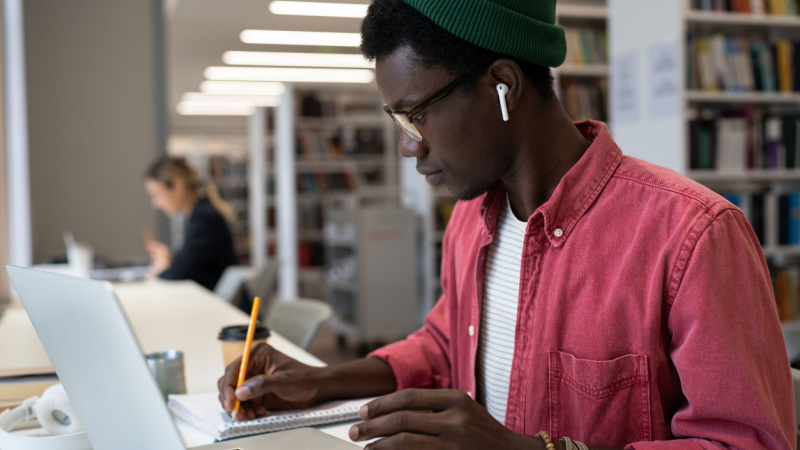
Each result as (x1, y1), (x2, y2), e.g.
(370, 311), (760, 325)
(369, 292), (453, 390)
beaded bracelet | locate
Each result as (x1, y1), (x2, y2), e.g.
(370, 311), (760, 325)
(536, 430), (556, 450)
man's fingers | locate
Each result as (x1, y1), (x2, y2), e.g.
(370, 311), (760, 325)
(362, 389), (466, 419)
(221, 385), (236, 412)
(349, 411), (441, 442)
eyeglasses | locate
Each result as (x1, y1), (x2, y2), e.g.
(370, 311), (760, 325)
(383, 71), (471, 142)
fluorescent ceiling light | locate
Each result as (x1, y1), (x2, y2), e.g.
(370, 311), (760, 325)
(240, 30), (360, 47)
(177, 101), (255, 116)
(268, 1), (368, 18)
(223, 51), (373, 68)
(205, 66), (374, 83)
(182, 92), (281, 107)
(200, 81), (286, 96)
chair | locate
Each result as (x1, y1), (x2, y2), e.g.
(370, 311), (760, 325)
(266, 298), (332, 350)
(213, 265), (255, 305)
(246, 260), (281, 307)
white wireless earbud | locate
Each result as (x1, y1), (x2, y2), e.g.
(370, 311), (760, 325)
(496, 83), (509, 122)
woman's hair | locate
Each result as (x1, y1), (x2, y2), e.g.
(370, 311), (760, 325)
(145, 156), (236, 224)
(360, 0), (555, 101)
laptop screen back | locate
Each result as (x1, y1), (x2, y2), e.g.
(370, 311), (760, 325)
(6, 265), (186, 450)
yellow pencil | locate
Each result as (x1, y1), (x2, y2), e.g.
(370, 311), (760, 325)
(231, 296), (261, 421)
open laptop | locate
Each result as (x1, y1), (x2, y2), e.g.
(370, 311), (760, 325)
(63, 231), (150, 282)
(6, 265), (360, 450)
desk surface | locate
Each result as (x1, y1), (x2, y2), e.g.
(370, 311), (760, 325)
(0, 278), (364, 448)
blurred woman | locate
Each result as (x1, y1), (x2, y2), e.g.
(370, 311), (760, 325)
(144, 157), (238, 290)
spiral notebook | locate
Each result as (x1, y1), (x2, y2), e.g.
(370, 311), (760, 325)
(168, 392), (373, 441)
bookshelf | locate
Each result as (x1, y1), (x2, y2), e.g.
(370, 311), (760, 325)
(267, 87), (400, 300)
(555, 0), (609, 122)
(609, 0), (800, 346)
(323, 193), (418, 353)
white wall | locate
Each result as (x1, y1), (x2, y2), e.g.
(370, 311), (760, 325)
(24, 0), (164, 263)
(608, 0), (686, 173)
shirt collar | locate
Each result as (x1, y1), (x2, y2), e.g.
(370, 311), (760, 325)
(480, 121), (622, 247)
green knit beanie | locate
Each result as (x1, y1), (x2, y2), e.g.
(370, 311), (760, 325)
(400, 0), (567, 68)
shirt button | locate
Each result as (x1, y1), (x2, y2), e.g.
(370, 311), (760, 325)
(468, 325), (475, 336)
(554, 228), (563, 237)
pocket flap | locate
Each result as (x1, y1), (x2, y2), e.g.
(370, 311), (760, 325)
(549, 351), (649, 399)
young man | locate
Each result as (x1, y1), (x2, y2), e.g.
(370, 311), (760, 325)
(219, 1), (796, 448)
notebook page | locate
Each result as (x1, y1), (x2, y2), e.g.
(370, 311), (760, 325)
(168, 392), (373, 441)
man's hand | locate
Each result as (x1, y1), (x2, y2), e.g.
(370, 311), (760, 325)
(347, 388), (539, 449)
(217, 343), (324, 421)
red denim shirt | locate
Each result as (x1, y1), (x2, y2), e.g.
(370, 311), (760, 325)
(371, 121), (795, 449)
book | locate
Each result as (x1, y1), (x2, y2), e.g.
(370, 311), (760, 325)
(716, 117), (748, 171)
(168, 392), (374, 441)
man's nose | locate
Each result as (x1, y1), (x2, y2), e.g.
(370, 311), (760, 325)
(397, 132), (428, 158)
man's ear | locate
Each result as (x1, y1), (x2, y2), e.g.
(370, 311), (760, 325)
(487, 59), (525, 118)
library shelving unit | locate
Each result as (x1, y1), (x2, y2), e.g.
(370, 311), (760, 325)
(323, 192), (418, 353)
(267, 87), (400, 300)
(609, 0), (800, 353)
(555, 0), (609, 122)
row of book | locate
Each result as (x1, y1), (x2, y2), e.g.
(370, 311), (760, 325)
(774, 266), (800, 323)
(723, 190), (800, 246)
(694, 0), (800, 15)
(559, 79), (608, 122)
(297, 170), (360, 194)
(299, 92), (382, 118)
(687, 33), (800, 93)
(434, 198), (456, 232)
(296, 128), (385, 159)
(298, 241), (325, 267)
(689, 110), (800, 171)
(721, 191), (767, 244)
(563, 27), (607, 67)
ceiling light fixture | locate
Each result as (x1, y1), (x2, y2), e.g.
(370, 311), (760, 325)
(177, 101), (256, 116)
(204, 66), (374, 83)
(181, 92), (281, 107)
(222, 51), (373, 68)
(268, 1), (368, 18)
(240, 29), (360, 47)
(199, 81), (286, 95)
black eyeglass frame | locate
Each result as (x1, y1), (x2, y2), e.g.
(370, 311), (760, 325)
(382, 70), (473, 142)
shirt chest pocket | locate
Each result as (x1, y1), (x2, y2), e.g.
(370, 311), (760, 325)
(547, 351), (652, 447)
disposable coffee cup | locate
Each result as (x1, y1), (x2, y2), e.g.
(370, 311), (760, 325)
(218, 324), (270, 367)
(145, 349), (187, 400)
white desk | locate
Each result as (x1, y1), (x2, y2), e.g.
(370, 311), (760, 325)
(0, 279), (364, 448)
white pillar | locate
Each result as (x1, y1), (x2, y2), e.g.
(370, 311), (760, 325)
(4, 0), (32, 268)
(275, 86), (297, 299)
(248, 107), (267, 268)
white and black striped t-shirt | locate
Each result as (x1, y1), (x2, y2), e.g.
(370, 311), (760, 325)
(476, 196), (527, 424)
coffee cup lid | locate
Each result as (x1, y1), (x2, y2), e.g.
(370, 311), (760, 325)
(218, 323), (270, 341)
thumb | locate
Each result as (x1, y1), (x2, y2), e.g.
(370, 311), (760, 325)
(235, 374), (281, 401)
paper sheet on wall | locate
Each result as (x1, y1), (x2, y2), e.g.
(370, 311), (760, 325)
(610, 51), (640, 124)
(648, 39), (681, 118)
